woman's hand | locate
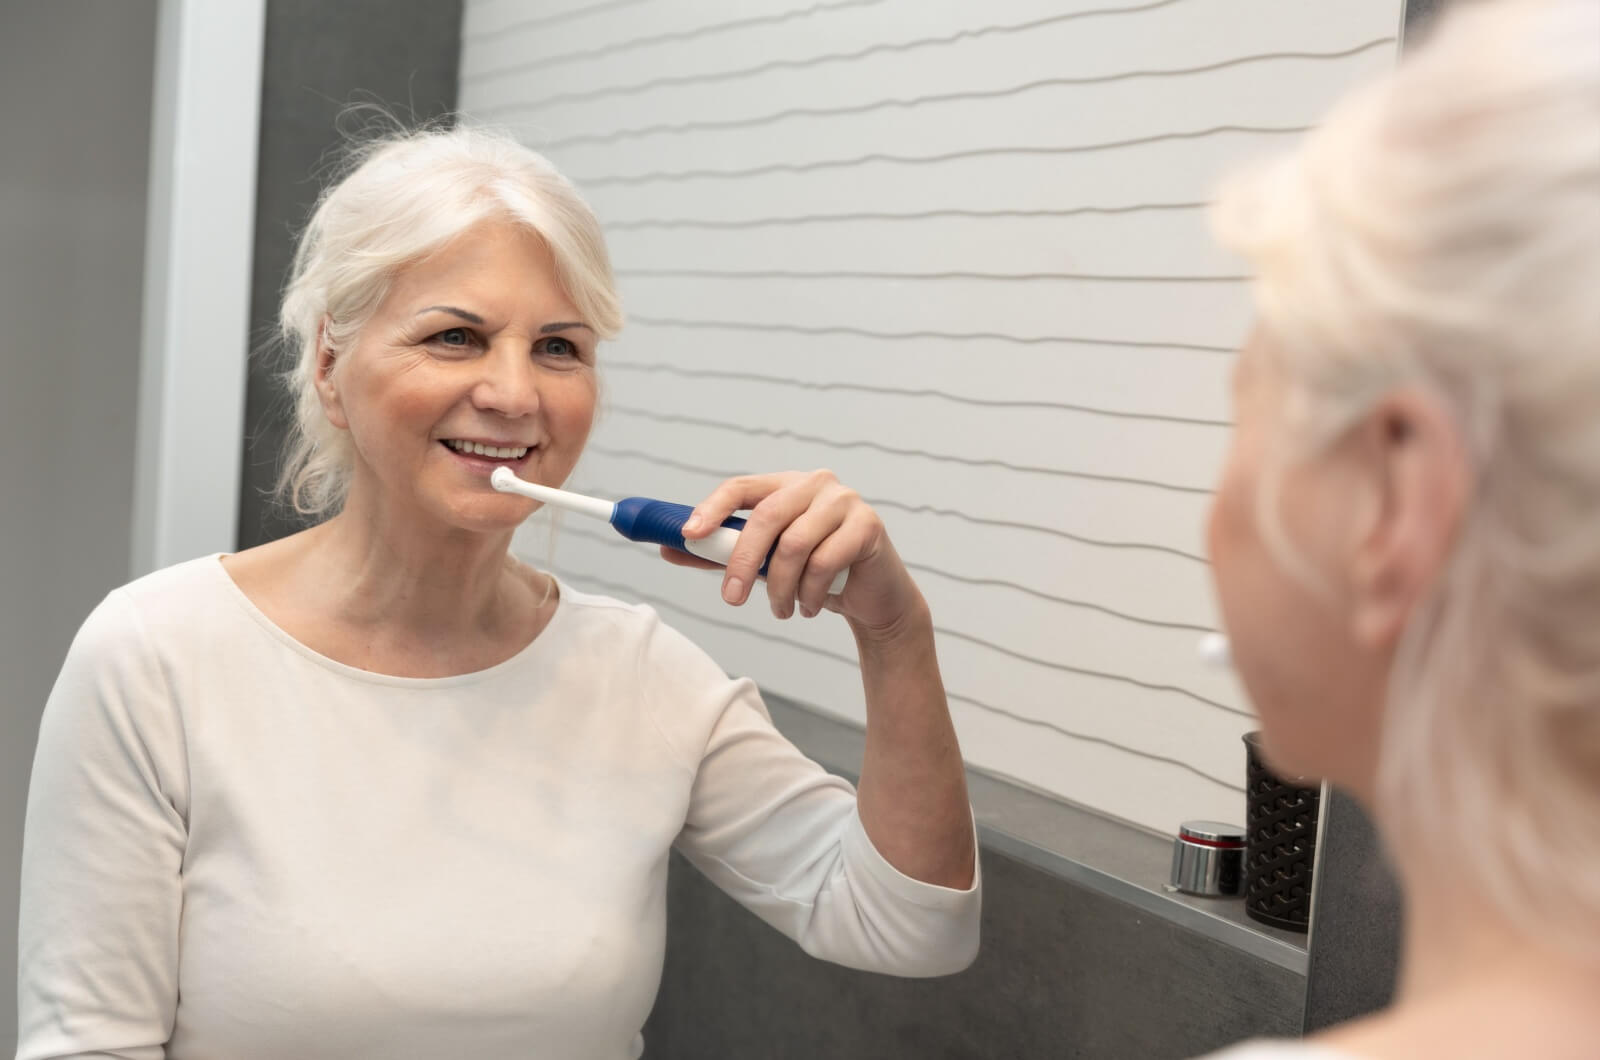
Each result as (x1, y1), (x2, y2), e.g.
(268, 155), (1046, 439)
(660, 469), (926, 638)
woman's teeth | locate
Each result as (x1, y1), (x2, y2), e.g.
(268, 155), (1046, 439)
(445, 439), (529, 459)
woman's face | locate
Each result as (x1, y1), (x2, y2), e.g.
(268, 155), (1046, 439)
(1206, 330), (1389, 789)
(319, 220), (598, 535)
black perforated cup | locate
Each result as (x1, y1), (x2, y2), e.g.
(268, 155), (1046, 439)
(1242, 731), (1321, 932)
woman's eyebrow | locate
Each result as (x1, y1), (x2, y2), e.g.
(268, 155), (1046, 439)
(540, 321), (592, 334)
(416, 305), (485, 325)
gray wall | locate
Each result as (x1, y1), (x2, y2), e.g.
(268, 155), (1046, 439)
(638, 698), (1309, 1057)
(1403, 0), (1454, 37)
(0, 1), (159, 1044)
(646, 847), (1304, 1059)
(1301, 791), (1402, 1033)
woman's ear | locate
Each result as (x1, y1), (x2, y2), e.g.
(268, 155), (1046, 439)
(1349, 390), (1471, 648)
(313, 317), (348, 430)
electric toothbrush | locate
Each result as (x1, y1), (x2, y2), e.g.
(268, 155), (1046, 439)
(491, 467), (849, 596)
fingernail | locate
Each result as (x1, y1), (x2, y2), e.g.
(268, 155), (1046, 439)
(799, 603), (818, 619)
(683, 514), (701, 533)
(722, 576), (744, 604)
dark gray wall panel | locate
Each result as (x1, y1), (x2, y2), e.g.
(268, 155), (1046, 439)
(1300, 791), (1403, 1033)
(1403, 0), (1453, 37)
(239, 0), (462, 548)
(645, 847), (1303, 1059)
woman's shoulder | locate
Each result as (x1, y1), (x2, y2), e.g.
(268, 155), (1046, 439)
(549, 577), (654, 621)
(552, 577), (689, 647)
(109, 553), (242, 638)
(74, 554), (232, 646)
(45, 557), (233, 733)
(121, 552), (232, 598)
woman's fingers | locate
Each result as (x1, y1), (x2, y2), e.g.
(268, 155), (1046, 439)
(672, 470), (893, 620)
(657, 545), (724, 571)
(720, 477), (826, 608)
(679, 471), (826, 607)
(760, 485), (857, 619)
(680, 473), (795, 541)
(797, 506), (877, 617)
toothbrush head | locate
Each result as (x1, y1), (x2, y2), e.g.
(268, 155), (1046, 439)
(1197, 632), (1231, 668)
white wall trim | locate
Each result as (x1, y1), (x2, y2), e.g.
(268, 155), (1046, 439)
(132, 0), (266, 576)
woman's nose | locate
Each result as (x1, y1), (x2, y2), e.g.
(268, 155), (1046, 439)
(472, 341), (541, 418)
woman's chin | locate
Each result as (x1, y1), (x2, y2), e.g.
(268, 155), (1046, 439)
(434, 495), (537, 537)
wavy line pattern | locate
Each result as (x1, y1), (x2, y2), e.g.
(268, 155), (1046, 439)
(460, 0), (1400, 825)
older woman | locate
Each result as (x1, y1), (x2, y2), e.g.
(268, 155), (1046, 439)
(1198, 0), (1600, 1056)
(16, 127), (978, 1059)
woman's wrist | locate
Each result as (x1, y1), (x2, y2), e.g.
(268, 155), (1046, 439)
(848, 590), (934, 656)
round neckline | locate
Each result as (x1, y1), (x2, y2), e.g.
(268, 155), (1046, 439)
(206, 552), (569, 689)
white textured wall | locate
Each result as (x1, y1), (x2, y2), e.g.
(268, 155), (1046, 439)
(460, 0), (1402, 834)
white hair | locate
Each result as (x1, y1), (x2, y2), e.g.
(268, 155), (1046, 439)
(1213, 0), (1600, 958)
(274, 121), (623, 517)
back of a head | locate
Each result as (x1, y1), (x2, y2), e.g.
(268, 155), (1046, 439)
(1214, 0), (1600, 959)
(274, 121), (623, 518)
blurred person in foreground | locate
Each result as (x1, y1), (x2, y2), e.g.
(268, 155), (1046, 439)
(1198, 1), (1599, 1056)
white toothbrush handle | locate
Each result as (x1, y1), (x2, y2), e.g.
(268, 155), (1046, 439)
(684, 527), (849, 596)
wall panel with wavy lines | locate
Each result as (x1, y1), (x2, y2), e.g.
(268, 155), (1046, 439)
(460, 0), (1403, 835)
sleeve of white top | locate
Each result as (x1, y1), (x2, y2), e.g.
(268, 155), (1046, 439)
(16, 590), (188, 1060)
(644, 614), (981, 977)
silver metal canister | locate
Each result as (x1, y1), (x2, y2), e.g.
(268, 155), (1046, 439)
(1169, 820), (1247, 897)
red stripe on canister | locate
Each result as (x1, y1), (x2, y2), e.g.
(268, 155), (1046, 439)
(1178, 833), (1245, 849)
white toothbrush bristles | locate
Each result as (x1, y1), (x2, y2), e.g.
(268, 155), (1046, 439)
(1198, 632), (1231, 668)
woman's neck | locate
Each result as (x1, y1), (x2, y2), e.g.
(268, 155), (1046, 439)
(1323, 856), (1600, 1058)
(1393, 861), (1593, 1001)
(310, 492), (527, 642)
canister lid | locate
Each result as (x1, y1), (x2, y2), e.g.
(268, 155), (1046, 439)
(1177, 820), (1246, 847)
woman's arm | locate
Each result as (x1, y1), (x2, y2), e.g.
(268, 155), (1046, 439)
(850, 590), (975, 889)
(17, 591), (185, 1060)
(672, 469), (975, 890)
(642, 606), (977, 976)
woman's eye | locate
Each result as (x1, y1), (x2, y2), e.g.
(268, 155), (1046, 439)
(540, 336), (579, 358)
(435, 327), (472, 348)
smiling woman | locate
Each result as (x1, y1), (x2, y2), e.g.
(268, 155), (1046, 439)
(276, 127), (623, 521)
(309, 222), (601, 540)
(16, 124), (980, 1060)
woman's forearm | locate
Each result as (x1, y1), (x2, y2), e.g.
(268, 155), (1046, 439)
(851, 596), (977, 890)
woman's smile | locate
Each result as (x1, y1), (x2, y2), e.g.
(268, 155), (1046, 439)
(438, 437), (537, 472)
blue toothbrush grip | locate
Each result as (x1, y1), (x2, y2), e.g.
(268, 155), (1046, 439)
(610, 498), (771, 575)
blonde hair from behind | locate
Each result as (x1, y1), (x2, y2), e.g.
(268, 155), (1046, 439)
(1213, 0), (1600, 960)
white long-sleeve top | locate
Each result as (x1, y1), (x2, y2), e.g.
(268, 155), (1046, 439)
(17, 556), (980, 1060)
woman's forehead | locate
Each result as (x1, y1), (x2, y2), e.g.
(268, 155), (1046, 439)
(403, 222), (551, 282)
(384, 224), (574, 315)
